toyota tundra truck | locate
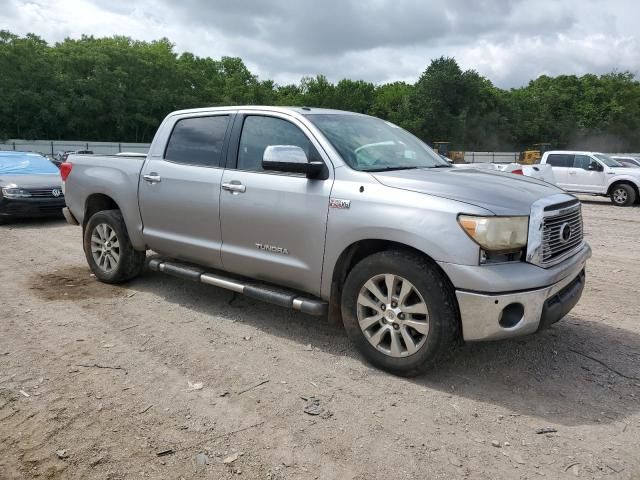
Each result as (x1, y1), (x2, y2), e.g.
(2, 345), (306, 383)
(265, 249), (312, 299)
(61, 107), (591, 376)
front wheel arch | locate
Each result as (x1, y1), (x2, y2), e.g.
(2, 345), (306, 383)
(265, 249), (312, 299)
(328, 240), (461, 331)
(608, 182), (638, 206)
(340, 248), (461, 376)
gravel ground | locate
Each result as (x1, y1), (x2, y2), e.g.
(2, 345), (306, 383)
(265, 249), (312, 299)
(0, 197), (639, 479)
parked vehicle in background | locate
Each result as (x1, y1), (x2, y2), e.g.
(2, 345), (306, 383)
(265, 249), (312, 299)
(611, 156), (640, 168)
(540, 151), (640, 206)
(453, 162), (556, 184)
(52, 150), (93, 167)
(61, 106), (590, 376)
(0, 151), (66, 223)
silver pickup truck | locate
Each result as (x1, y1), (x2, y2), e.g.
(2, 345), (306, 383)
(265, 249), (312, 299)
(62, 106), (591, 376)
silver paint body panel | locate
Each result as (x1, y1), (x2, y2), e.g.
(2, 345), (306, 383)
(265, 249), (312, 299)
(64, 106), (590, 341)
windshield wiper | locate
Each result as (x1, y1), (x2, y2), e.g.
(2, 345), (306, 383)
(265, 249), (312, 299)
(362, 166), (420, 172)
(432, 164), (452, 168)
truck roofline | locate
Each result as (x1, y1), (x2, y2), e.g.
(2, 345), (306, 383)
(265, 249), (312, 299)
(166, 105), (365, 118)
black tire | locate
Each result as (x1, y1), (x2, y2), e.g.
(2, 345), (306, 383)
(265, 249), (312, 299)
(610, 184), (636, 207)
(0, 216), (13, 225)
(341, 249), (459, 376)
(83, 209), (145, 284)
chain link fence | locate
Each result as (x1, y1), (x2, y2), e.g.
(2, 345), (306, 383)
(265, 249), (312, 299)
(0, 139), (150, 157)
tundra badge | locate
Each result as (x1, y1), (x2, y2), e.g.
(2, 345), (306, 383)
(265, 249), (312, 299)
(329, 198), (351, 209)
(256, 243), (289, 255)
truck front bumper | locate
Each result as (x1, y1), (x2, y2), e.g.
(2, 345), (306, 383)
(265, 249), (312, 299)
(446, 243), (590, 341)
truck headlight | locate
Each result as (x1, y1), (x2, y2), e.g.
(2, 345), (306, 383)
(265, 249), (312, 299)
(458, 215), (528, 253)
(1, 187), (32, 198)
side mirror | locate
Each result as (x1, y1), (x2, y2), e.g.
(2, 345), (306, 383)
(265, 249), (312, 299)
(262, 145), (325, 179)
(588, 162), (603, 172)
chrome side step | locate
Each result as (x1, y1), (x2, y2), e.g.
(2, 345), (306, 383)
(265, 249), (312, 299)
(147, 258), (328, 316)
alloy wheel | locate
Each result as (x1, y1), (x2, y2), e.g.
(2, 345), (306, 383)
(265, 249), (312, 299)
(613, 188), (628, 205)
(91, 223), (120, 273)
(356, 274), (430, 357)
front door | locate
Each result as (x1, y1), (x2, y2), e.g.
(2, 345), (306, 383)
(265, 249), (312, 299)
(139, 113), (232, 268)
(219, 113), (333, 296)
(567, 155), (606, 193)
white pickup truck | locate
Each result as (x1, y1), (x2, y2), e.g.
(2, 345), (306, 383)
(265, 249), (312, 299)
(453, 162), (556, 184)
(539, 150), (640, 206)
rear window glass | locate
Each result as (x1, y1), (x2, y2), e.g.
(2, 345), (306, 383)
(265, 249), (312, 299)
(165, 115), (229, 167)
(547, 154), (573, 167)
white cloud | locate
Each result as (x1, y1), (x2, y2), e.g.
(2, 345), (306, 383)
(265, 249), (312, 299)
(1, 0), (638, 88)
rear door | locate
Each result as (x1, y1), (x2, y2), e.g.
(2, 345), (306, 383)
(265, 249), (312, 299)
(568, 155), (606, 193)
(139, 113), (233, 268)
(218, 112), (333, 296)
(545, 154), (572, 189)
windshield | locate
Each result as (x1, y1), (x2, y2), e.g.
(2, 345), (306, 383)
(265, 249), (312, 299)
(307, 114), (450, 171)
(594, 153), (623, 168)
(0, 153), (58, 175)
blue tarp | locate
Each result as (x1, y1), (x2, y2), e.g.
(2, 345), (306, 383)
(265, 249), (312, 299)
(0, 152), (59, 175)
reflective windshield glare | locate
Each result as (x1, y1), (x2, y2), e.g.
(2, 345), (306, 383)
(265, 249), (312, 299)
(308, 114), (450, 171)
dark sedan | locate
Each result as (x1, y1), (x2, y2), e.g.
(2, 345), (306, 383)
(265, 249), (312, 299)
(0, 151), (66, 224)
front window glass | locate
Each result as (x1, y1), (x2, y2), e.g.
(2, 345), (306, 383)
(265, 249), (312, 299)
(573, 155), (592, 169)
(237, 116), (317, 171)
(594, 154), (623, 168)
(307, 114), (449, 171)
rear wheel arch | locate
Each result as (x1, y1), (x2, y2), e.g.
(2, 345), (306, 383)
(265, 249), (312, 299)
(84, 193), (121, 229)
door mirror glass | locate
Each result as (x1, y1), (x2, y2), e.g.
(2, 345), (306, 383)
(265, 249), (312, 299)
(262, 145), (325, 178)
(588, 161), (602, 171)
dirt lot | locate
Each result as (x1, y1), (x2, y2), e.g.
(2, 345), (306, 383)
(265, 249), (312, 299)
(1, 198), (639, 480)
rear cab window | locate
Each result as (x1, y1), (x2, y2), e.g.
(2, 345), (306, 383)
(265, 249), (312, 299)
(547, 154), (573, 167)
(164, 115), (230, 167)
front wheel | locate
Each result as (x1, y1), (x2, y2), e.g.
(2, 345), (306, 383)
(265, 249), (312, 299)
(610, 184), (636, 207)
(341, 250), (460, 376)
(83, 209), (145, 283)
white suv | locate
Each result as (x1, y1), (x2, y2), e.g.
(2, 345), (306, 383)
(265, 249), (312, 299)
(540, 151), (640, 206)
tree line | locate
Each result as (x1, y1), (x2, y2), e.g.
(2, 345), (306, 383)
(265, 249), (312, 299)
(1, 30), (639, 151)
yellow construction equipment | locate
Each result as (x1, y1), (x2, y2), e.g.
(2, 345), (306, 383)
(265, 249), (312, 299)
(432, 142), (465, 163)
(519, 143), (551, 164)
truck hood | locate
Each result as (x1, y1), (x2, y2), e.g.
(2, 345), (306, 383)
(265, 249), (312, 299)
(372, 168), (564, 215)
(0, 173), (62, 189)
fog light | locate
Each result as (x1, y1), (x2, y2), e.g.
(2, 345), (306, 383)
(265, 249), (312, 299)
(499, 303), (524, 328)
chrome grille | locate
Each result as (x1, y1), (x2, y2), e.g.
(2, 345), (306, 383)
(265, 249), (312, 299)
(25, 188), (64, 198)
(541, 204), (583, 264)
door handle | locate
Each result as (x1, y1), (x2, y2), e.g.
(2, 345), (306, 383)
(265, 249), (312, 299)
(222, 182), (246, 194)
(568, 171), (577, 175)
(143, 173), (161, 183)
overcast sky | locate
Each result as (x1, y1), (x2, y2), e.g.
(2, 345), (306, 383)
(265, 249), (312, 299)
(2, 0), (639, 88)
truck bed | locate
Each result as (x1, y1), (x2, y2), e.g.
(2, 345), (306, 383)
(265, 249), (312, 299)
(63, 154), (147, 248)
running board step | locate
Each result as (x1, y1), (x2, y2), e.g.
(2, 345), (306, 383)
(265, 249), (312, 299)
(147, 258), (328, 316)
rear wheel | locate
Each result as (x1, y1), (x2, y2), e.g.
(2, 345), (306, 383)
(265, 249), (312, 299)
(610, 184), (636, 207)
(341, 250), (459, 376)
(83, 209), (145, 283)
